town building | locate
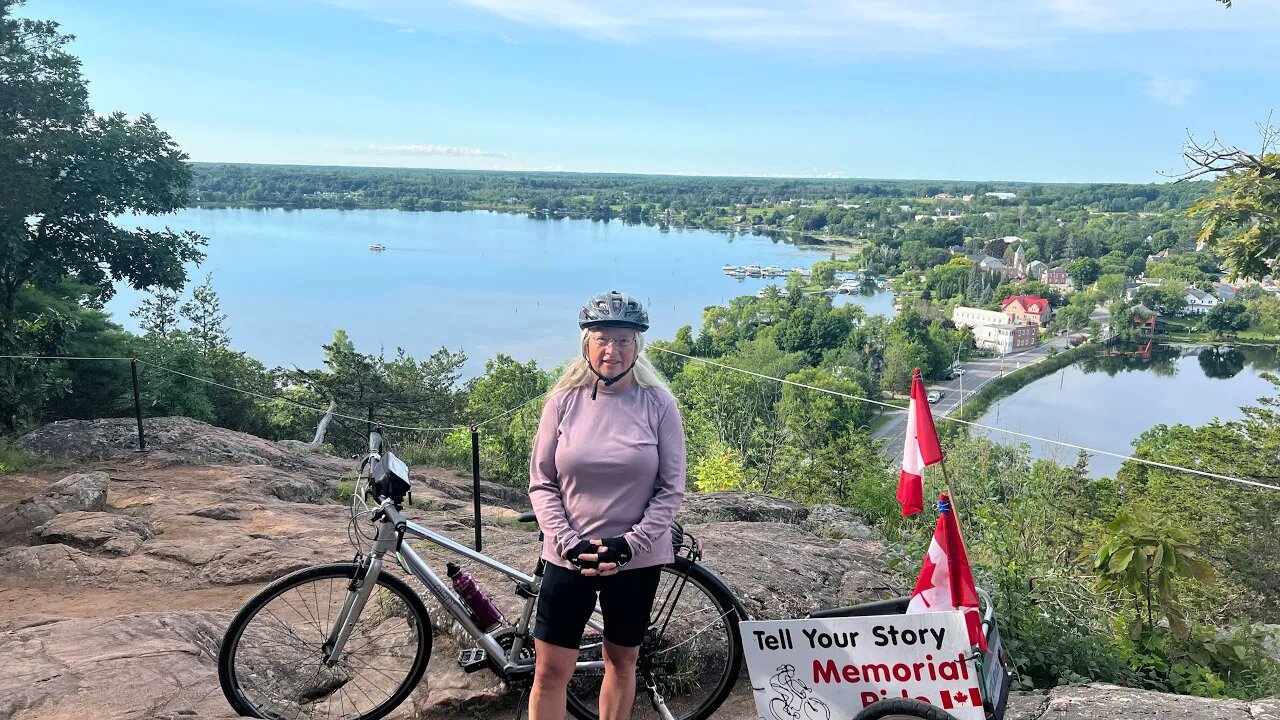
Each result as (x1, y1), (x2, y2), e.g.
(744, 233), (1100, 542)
(971, 323), (1038, 354)
(951, 306), (1038, 354)
(952, 306), (1008, 327)
(1002, 295), (1051, 326)
(1182, 287), (1220, 315)
(1042, 266), (1069, 289)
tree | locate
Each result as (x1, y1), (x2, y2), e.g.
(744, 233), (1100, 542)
(1, 1), (205, 429)
(131, 289), (180, 337)
(1204, 301), (1249, 338)
(1096, 274), (1127, 302)
(1067, 257), (1103, 290)
(181, 273), (229, 355)
(1181, 121), (1279, 279)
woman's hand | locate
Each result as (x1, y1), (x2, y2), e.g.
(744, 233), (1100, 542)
(576, 537), (632, 577)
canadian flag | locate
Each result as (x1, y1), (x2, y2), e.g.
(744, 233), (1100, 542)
(906, 494), (987, 651)
(897, 368), (943, 517)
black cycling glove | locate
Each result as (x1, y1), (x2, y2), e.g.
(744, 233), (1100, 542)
(565, 539), (599, 570)
(598, 536), (633, 568)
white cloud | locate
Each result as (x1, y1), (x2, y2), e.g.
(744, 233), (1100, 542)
(366, 143), (508, 157)
(315, 0), (1280, 54)
(1143, 73), (1196, 107)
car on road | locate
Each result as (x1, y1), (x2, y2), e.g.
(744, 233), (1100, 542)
(953, 366), (965, 376)
(927, 390), (943, 404)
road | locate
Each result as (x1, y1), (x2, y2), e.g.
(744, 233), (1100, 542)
(871, 307), (1107, 464)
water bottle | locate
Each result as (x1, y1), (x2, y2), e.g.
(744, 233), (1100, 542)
(447, 562), (504, 632)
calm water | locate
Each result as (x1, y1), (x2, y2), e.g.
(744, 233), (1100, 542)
(975, 345), (1280, 478)
(104, 209), (892, 375)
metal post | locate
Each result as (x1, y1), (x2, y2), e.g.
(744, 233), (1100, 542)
(470, 424), (482, 552)
(129, 356), (146, 452)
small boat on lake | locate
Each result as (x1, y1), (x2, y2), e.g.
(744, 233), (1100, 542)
(368, 244), (386, 251)
(743, 264), (763, 276)
(762, 265), (786, 277)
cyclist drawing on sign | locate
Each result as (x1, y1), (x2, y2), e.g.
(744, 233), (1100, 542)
(766, 664), (831, 720)
(527, 290), (687, 720)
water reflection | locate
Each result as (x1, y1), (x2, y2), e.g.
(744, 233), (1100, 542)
(976, 344), (1280, 478)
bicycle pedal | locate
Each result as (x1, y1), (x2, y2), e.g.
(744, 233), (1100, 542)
(457, 647), (488, 673)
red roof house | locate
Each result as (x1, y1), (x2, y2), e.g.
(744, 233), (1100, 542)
(1002, 294), (1050, 326)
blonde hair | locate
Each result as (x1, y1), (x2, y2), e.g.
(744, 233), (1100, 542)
(550, 329), (673, 396)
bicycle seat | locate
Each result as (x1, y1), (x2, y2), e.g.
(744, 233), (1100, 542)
(516, 511), (538, 524)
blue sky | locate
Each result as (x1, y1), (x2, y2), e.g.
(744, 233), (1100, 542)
(23, 0), (1280, 183)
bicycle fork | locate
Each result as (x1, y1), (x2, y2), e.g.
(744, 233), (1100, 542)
(322, 552), (385, 665)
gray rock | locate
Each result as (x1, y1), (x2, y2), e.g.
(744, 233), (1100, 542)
(680, 491), (810, 524)
(188, 504), (243, 520)
(37, 511), (155, 556)
(0, 471), (109, 538)
(804, 503), (877, 540)
(0, 612), (235, 720)
(689, 521), (901, 620)
(0, 543), (109, 582)
(1035, 683), (1254, 719)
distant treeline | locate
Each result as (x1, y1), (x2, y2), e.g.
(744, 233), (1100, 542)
(191, 163), (1213, 218)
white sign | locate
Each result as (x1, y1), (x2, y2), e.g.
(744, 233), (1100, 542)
(740, 611), (984, 720)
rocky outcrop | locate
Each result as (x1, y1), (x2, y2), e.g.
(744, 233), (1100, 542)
(37, 510), (155, 555)
(1, 417), (1275, 719)
(679, 490), (809, 523)
(0, 471), (108, 539)
(1005, 684), (1280, 720)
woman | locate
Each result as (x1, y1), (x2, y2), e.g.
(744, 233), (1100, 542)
(527, 290), (686, 720)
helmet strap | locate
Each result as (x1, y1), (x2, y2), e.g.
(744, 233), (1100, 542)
(583, 349), (637, 401)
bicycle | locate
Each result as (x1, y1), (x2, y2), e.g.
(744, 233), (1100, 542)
(217, 425), (747, 720)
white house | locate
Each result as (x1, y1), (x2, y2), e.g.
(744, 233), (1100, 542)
(1182, 287), (1220, 316)
(952, 307), (1008, 328)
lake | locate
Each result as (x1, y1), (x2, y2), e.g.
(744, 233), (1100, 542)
(104, 209), (892, 376)
(974, 344), (1280, 478)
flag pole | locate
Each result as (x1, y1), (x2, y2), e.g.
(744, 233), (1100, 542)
(936, 457), (968, 541)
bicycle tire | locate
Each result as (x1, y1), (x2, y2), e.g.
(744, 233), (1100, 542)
(219, 562), (432, 720)
(565, 558), (744, 720)
(854, 698), (965, 720)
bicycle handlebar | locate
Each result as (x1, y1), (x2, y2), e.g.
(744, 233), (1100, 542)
(380, 500), (407, 533)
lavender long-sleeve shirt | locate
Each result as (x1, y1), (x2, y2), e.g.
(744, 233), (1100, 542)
(529, 382), (686, 571)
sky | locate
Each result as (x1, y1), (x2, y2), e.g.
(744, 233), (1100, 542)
(20, 0), (1280, 183)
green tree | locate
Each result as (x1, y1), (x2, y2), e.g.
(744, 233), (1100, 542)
(181, 273), (229, 356)
(1097, 274), (1128, 302)
(0, 1), (205, 429)
(1182, 124), (1279, 279)
(1068, 257), (1103, 290)
(1204, 301), (1250, 338)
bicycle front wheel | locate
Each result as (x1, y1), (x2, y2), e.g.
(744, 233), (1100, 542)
(566, 558), (744, 720)
(218, 562), (432, 720)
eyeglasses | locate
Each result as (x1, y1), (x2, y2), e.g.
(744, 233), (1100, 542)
(589, 336), (635, 349)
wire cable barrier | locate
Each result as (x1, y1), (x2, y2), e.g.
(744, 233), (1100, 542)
(6, 351), (1277, 492)
(646, 346), (1280, 493)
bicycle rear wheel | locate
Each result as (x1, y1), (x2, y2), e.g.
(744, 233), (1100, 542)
(854, 698), (965, 720)
(565, 558), (744, 720)
(218, 562), (432, 720)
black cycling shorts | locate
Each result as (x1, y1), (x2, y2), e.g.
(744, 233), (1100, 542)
(533, 563), (663, 649)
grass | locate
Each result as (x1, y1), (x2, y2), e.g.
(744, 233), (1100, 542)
(0, 442), (41, 474)
(1158, 317), (1280, 346)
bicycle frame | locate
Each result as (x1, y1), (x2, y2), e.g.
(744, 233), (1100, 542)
(327, 500), (606, 679)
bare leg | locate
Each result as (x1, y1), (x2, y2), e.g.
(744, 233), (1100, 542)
(599, 639), (640, 720)
(530, 640), (580, 720)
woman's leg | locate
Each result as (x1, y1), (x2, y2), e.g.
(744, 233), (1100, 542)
(530, 564), (598, 720)
(599, 639), (640, 720)
(530, 640), (581, 720)
(597, 566), (663, 720)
